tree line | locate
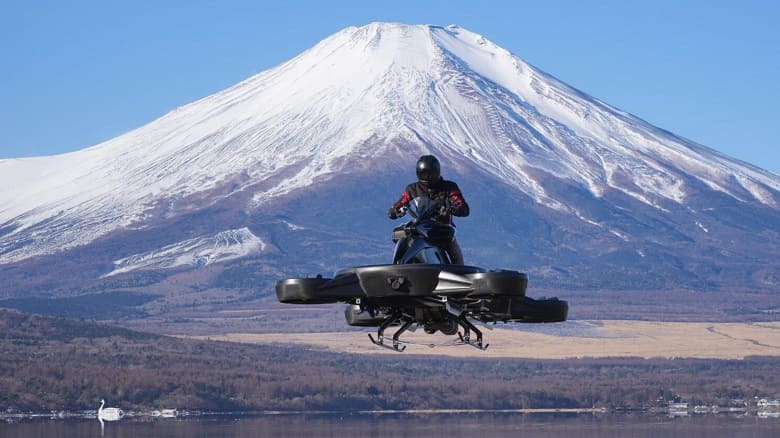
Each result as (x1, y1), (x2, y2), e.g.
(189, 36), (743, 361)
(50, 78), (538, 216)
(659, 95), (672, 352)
(1, 309), (778, 412)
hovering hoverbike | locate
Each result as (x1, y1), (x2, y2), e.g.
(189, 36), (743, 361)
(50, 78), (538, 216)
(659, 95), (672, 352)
(276, 197), (568, 351)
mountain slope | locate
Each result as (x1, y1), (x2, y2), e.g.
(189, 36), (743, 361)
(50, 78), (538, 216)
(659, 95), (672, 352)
(1, 23), (778, 320)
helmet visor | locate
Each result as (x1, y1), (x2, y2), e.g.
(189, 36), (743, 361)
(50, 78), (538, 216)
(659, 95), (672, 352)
(418, 170), (439, 182)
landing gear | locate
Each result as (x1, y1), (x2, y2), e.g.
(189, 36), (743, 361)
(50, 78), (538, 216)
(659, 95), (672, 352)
(367, 310), (489, 352)
(456, 313), (488, 350)
(368, 311), (412, 352)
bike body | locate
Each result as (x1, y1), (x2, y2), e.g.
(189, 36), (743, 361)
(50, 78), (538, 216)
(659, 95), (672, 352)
(391, 196), (455, 265)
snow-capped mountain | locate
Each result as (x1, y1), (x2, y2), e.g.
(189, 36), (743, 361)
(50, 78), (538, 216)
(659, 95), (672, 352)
(1, 23), (778, 319)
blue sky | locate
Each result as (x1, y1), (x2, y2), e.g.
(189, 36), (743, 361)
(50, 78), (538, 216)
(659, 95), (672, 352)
(2, 0), (778, 172)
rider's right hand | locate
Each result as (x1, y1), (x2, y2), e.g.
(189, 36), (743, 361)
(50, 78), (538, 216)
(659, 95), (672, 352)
(388, 206), (407, 219)
(388, 207), (399, 219)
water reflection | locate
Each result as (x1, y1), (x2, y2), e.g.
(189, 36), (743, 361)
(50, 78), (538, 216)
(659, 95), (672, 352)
(2, 412), (780, 438)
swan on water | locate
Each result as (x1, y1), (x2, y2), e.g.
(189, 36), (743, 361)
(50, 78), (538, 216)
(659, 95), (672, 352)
(98, 399), (124, 421)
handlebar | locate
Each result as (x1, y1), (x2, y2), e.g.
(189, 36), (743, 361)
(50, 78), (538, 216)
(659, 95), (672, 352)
(409, 200), (448, 223)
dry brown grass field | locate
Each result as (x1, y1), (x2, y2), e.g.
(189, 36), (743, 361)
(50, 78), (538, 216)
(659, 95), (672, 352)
(192, 320), (780, 359)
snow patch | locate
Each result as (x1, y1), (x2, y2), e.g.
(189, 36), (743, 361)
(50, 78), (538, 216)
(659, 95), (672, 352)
(283, 220), (305, 231)
(103, 227), (264, 277)
(573, 210), (601, 228)
(610, 229), (629, 241)
(737, 175), (778, 207)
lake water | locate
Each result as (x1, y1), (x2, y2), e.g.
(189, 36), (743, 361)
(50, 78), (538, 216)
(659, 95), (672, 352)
(2, 412), (780, 437)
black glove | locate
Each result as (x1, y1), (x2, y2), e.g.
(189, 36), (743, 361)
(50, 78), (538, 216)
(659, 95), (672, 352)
(392, 206), (408, 219)
(450, 202), (469, 217)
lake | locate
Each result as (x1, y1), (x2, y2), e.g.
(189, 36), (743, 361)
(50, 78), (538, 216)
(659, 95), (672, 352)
(2, 412), (780, 437)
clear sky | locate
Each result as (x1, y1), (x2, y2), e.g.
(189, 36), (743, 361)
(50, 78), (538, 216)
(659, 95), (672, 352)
(2, 0), (778, 173)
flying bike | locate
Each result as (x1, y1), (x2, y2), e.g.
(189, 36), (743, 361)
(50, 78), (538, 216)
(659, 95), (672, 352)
(276, 198), (568, 351)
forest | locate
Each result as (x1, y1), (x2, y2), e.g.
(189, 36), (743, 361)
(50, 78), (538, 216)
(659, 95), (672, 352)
(1, 309), (778, 413)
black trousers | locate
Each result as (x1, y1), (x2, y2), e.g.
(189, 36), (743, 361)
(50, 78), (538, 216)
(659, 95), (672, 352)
(444, 237), (464, 265)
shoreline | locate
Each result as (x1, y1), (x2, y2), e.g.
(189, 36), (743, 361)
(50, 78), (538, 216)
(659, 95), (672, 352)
(4, 407), (780, 421)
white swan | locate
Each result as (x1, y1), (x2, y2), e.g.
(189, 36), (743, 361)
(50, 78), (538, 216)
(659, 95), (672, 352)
(98, 399), (124, 421)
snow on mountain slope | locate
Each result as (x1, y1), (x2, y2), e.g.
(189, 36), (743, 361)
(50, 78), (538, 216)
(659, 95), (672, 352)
(1, 22), (779, 265)
(103, 227), (264, 277)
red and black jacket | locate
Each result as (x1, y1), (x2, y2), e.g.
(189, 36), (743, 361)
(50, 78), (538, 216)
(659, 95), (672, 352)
(390, 178), (469, 224)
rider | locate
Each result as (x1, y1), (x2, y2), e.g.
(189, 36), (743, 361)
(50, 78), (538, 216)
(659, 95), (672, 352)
(388, 155), (470, 264)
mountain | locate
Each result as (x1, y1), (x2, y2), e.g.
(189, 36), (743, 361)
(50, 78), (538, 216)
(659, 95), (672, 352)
(1, 23), (779, 322)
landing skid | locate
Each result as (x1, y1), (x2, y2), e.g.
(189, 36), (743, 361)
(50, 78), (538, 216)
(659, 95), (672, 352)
(368, 312), (489, 352)
(368, 312), (411, 352)
(456, 314), (489, 350)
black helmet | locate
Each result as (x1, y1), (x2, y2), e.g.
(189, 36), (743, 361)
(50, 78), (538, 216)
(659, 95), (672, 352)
(416, 155), (441, 185)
